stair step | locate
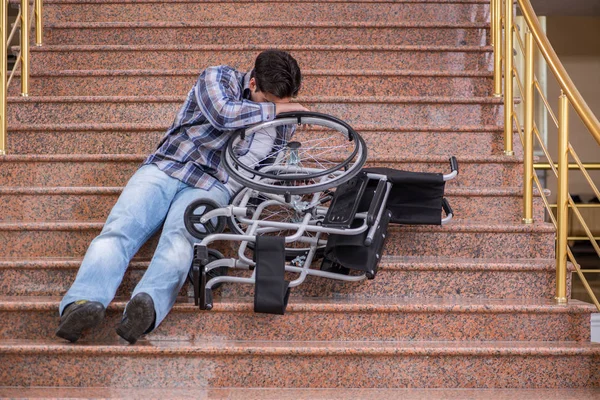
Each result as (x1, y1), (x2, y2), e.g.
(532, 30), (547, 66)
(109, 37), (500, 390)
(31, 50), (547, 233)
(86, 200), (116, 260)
(3, 387), (600, 400)
(0, 257), (565, 299)
(6, 125), (509, 157)
(1, 297), (594, 342)
(0, 154), (523, 188)
(43, 22), (489, 47)
(1, 339), (598, 388)
(26, 44), (493, 71)
(0, 186), (544, 223)
(42, 0), (491, 24)
(7, 95), (503, 126)
(0, 220), (554, 259)
(9, 69), (494, 98)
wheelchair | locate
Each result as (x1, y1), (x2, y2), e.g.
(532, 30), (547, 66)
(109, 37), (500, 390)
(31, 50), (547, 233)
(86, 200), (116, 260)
(183, 112), (458, 314)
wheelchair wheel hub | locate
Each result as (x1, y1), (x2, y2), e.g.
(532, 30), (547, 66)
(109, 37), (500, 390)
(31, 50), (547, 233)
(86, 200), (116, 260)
(287, 141), (301, 165)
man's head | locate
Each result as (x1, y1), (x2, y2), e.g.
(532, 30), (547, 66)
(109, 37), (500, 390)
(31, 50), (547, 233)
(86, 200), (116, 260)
(249, 49), (301, 104)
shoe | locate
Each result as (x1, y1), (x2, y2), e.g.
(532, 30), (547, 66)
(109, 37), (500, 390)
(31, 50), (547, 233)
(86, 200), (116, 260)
(56, 300), (106, 343)
(116, 293), (156, 345)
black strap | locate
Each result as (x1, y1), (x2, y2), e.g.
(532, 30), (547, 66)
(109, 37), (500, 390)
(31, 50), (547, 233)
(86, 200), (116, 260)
(254, 236), (290, 315)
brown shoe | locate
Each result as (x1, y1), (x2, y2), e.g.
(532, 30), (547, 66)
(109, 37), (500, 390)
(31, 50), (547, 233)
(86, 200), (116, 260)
(116, 293), (156, 345)
(56, 300), (105, 343)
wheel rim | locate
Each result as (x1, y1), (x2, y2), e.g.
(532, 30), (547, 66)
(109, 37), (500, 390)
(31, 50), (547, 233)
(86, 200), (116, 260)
(224, 113), (367, 195)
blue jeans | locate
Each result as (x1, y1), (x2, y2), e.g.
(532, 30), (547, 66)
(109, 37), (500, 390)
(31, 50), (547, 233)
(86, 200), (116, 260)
(59, 164), (231, 328)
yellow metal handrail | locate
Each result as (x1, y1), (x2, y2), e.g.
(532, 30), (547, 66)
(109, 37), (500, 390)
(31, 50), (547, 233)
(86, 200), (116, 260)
(0, 0), (42, 155)
(491, 0), (600, 309)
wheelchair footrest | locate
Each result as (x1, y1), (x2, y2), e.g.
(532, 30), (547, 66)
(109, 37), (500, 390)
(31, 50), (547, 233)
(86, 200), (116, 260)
(254, 236), (290, 315)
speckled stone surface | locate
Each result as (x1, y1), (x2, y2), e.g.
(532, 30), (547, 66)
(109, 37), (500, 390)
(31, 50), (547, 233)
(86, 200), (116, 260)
(0, 257), (570, 299)
(384, 222), (555, 258)
(0, 220), (555, 259)
(43, 23), (489, 47)
(3, 0), (598, 391)
(42, 1), (491, 24)
(9, 70), (493, 98)
(7, 125), (164, 154)
(7, 95), (503, 126)
(7, 127), (503, 156)
(0, 297), (593, 342)
(27, 45), (493, 72)
(0, 185), (544, 222)
(0, 155), (523, 187)
(0, 340), (598, 388)
(5, 387), (600, 400)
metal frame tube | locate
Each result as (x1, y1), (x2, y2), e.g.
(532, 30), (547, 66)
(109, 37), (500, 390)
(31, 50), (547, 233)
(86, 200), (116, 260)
(35, 0), (43, 46)
(523, 29), (534, 223)
(20, 0), (29, 96)
(493, 0), (502, 96)
(503, 0), (514, 155)
(555, 93), (569, 304)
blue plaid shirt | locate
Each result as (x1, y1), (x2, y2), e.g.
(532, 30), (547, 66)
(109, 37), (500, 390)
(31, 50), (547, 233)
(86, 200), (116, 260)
(144, 65), (284, 190)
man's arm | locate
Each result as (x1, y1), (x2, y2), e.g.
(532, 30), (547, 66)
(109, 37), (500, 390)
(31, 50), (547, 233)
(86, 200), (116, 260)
(195, 67), (275, 131)
(196, 67), (309, 131)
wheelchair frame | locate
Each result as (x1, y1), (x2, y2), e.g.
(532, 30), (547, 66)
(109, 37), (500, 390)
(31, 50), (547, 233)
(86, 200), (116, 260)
(185, 112), (458, 313)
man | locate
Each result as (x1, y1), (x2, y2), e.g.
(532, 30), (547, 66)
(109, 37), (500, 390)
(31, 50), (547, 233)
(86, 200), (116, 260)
(56, 49), (307, 344)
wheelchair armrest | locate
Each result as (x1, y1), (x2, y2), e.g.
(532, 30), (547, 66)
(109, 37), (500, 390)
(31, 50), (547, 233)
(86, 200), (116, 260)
(366, 178), (388, 226)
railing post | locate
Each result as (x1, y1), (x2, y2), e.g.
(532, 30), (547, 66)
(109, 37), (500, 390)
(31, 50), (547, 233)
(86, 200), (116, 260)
(20, 0), (29, 96)
(503, 0), (514, 155)
(556, 92), (569, 304)
(523, 28), (534, 224)
(0, 0), (7, 155)
(35, 0), (43, 46)
(492, 0), (502, 97)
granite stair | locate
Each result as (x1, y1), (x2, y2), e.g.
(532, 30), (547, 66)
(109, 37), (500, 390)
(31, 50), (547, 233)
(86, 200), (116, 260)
(1, 0), (598, 394)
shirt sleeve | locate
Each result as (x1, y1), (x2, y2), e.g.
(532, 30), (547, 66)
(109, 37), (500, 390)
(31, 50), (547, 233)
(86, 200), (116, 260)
(195, 66), (276, 131)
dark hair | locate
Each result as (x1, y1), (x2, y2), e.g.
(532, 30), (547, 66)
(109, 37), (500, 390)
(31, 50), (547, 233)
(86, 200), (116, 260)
(253, 49), (302, 98)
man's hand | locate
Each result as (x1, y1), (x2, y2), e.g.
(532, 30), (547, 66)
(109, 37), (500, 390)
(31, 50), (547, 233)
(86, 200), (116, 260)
(275, 102), (309, 115)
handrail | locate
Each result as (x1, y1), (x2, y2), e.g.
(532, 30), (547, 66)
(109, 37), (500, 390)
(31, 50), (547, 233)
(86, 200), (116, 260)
(517, 0), (600, 145)
(492, 0), (600, 309)
(0, 0), (43, 155)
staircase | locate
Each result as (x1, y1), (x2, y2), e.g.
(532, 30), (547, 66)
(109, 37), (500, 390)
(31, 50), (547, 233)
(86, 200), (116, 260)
(1, 0), (599, 396)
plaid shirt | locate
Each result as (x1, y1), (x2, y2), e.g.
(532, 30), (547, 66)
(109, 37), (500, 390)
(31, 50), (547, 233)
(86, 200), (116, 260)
(144, 65), (288, 190)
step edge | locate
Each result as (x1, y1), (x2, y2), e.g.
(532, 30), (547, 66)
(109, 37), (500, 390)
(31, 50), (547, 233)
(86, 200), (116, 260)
(14, 69), (495, 78)
(45, 21), (491, 29)
(1, 340), (598, 357)
(1, 297), (595, 314)
(7, 95), (505, 104)
(7, 123), (504, 132)
(25, 44), (494, 52)
(0, 257), (559, 271)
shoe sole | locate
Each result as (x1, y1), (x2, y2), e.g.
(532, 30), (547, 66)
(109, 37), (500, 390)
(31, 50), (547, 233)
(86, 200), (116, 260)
(116, 295), (155, 345)
(56, 304), (105, 343)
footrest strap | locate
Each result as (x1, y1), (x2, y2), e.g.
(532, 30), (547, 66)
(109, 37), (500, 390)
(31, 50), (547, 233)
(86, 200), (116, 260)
(254, 236), (290, 315)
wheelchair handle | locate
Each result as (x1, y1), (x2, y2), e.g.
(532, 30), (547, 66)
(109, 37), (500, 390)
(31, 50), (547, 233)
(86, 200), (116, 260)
(441, 198), (454, 225)
(443, 156), (459, 181)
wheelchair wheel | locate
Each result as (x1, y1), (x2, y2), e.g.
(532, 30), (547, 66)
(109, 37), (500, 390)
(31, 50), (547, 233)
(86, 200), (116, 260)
(183, 198), (226, 240)
(228, 187), (327, 261)
(223, 111), (367, 195)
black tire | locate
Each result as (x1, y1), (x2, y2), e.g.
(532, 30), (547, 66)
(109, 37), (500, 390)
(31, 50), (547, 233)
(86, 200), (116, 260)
(223, 112), (367, 195)
(183, 198), (226, 240)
